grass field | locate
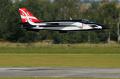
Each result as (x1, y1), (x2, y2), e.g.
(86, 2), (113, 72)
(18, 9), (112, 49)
(0, 54), (119, 67)
(0, 43), (119, 67)
(0, 42), (119, 54)
(0, 78), (119, 79)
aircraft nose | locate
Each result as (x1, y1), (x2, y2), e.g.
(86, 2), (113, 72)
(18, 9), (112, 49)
(95, 24), (109, 30)
(90, 23), (109, 30)
(95, 25), (102, 29)
(90, 24), (102, 29)
(98, 26), (102, 29)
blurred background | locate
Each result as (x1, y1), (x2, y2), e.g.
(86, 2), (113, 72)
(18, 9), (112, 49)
(0, 0), (120, 44)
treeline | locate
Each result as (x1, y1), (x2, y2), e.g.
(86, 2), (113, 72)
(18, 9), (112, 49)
(0, 0), (120, 44)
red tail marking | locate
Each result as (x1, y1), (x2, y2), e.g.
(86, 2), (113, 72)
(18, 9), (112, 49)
(19, 8), (43, 23)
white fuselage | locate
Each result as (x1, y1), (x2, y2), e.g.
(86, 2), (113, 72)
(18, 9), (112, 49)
(19, 8), (103, 31)
(28, 21), (102, 31)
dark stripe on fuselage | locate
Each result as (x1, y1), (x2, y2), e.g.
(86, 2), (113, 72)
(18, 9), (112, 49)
(21, 23), (70, 27)
(39, 25), (75, 27)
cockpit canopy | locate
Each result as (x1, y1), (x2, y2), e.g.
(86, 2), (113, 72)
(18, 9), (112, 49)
(80, 19), (95, 24)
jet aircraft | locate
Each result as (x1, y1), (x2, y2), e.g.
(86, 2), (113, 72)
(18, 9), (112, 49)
(19, 8), (106, 32)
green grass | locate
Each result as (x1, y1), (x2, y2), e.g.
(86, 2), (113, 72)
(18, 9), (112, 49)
(0, 54), (120, 67)
(0, 78), (119, 79)
(0, 43), (119, 67)
(0, 43), (119, 54)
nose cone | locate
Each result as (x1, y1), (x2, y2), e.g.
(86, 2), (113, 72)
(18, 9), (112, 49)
(94, 24), (109, 30)
(95, 25), (102, 29)
(90, 24), (102, 30)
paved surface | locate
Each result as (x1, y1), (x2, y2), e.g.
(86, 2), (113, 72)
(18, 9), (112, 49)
(0, 67), (120, 78)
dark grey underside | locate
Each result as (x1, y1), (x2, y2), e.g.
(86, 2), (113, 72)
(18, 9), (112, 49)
(0, 67), (120, 78)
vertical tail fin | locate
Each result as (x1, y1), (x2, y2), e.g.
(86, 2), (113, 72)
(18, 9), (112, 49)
(19, 8), (43, 23)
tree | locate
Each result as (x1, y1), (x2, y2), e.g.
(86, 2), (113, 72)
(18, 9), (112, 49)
(54, 0), (80, 20)
(0, 0), (15, 40)
(99, 3), (119, 42)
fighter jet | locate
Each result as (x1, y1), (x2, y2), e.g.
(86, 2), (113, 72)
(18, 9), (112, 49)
(19, 8), (106, 32)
